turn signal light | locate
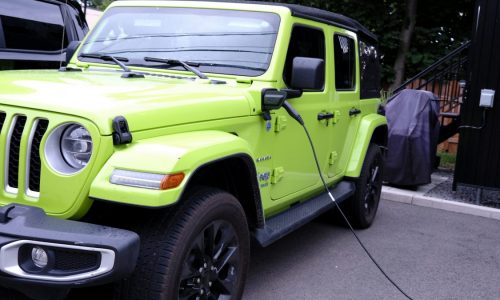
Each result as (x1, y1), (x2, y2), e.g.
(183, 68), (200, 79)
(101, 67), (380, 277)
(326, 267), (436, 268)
(110, 169), (185, 190)
(160, 173), (185, 190)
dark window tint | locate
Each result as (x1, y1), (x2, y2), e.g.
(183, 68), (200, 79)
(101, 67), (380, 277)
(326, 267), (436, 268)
(359, 40), (381, 99)
(284, 26), (325, 88)
(334, 34), (355, 90)
(0, 16), (5, 48)
(0, 0), (67, 51)
(68, 4), (88, 39)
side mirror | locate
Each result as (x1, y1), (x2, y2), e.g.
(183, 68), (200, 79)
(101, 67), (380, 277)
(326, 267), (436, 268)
(65, 41), (81, 65)
(262, 89), (287, 111)
(290, 57), (325, 90)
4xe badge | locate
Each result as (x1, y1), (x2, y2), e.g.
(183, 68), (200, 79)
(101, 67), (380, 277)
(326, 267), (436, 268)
(258, 171), (270, 188)
(259, 172), (270, 181)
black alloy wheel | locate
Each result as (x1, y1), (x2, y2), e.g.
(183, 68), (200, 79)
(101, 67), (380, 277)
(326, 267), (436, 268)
(346, 143), (384, 229)
(179, 220), (240, 300)
(115, 188), (250, 300)
(363, 150), (382, 218)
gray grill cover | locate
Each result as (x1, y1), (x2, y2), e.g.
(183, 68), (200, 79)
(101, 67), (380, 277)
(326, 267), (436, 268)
(384, 89), (440, 186)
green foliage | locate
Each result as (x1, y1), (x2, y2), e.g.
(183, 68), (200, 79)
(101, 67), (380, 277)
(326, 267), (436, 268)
(92, 0), (114, 10)
(438, 150), (456, 169)
(405, 0), (473, 77)
(271, 0), (473, 88)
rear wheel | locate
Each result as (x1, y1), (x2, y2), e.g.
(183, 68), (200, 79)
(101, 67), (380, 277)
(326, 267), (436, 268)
(345, 144), (384, 228)
(115, 188), (250, 300)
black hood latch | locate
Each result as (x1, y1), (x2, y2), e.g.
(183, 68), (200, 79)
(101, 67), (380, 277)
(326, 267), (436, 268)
(112, 116), (133, 145)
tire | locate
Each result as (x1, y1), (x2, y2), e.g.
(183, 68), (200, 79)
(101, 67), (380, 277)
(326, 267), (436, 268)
(115, 187), (250, 300)
(345, 144), (384, 229)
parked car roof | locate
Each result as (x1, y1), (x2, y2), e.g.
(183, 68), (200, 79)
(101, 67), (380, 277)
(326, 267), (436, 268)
(0, 0), (88, 70)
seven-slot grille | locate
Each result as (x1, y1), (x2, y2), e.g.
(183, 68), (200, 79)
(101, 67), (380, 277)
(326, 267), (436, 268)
(0, 111), (49, 197)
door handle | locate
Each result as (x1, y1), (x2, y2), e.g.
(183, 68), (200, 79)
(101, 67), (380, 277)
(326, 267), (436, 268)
(349, 108), (361, 116)
(317, 112), (334, 121)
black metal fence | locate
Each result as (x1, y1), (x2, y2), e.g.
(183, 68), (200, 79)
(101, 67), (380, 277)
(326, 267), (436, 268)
(391, 42), (470, 133)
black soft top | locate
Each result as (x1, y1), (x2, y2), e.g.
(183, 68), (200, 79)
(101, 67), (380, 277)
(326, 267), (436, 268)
(260, 2), (378, 43)
(119, 0), (378, 43)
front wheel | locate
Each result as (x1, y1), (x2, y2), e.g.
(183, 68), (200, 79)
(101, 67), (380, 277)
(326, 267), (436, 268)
(346, 144), (384, 229)
(115, 188), (250, 300)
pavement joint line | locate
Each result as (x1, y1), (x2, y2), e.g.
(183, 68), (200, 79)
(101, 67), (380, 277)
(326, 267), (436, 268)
(381, 186), (500, 220)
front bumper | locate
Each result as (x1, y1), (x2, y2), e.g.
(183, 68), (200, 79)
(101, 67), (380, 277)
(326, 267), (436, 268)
(0, 204), (139, 298)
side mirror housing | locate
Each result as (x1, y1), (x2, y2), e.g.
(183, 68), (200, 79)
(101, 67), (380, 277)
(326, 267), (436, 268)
(65, 41), (81, 65)
(290, 57), (325, 90)
(262, 89), (287, 111)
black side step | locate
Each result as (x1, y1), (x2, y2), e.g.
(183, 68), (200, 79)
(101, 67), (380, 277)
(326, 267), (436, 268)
(253, 181), (355, 247)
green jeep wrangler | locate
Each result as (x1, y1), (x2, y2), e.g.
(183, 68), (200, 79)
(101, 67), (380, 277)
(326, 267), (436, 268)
(0, 1), (386, 299)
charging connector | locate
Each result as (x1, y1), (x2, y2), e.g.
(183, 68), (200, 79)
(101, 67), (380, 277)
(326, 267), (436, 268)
(283, 101), (304, 125)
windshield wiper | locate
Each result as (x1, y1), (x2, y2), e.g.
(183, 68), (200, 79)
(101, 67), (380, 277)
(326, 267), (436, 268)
(144, 57), (208, 79)
(188, 62), (267, 72)
(79, 53), (144, 78)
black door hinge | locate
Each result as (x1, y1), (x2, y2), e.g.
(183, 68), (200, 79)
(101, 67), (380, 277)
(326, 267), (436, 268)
(112, 116), (133, 145)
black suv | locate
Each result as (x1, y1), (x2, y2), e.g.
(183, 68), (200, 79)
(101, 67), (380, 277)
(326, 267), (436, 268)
(0, 0), (88, 70)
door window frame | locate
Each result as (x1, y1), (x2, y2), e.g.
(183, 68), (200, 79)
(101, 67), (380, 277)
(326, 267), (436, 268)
(283, 23), (327, 92)
(333, 33), (357, 92)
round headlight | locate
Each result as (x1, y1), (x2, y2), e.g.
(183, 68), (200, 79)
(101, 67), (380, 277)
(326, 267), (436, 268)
(61, 125), (93, 169)
(45, 123), (93, 174)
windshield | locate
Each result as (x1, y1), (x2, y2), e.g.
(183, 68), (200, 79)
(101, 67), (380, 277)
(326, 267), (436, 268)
(79, 7), (281, 77)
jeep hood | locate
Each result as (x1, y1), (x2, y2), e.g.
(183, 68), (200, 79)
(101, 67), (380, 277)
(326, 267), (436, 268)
(0, 70), (254, 135)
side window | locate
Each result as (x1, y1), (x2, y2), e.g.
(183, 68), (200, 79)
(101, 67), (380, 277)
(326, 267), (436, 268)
(284, 26), (325, 89)
(359, 40), (381, 99)
(0, 0), (67, 51)
(68, 5), (88, 39)
(334, 34), (355, 90)
(0, 17), (5, 48)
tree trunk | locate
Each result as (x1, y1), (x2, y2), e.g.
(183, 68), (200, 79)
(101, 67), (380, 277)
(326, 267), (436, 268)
(390, 0), (418, 91)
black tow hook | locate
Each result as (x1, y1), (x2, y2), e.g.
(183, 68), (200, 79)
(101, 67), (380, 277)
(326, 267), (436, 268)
(0, 204), (16, 224)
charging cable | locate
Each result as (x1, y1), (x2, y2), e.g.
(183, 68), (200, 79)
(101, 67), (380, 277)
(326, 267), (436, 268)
(458, 109), (487, 130)
(282, 101), (413, 300)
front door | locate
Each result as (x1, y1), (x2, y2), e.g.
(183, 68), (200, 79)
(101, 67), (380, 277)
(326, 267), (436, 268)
(270, 25), (332, 200)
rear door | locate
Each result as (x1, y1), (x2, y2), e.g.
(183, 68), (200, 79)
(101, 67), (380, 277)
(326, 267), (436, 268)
(328, 30), (361, 177)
